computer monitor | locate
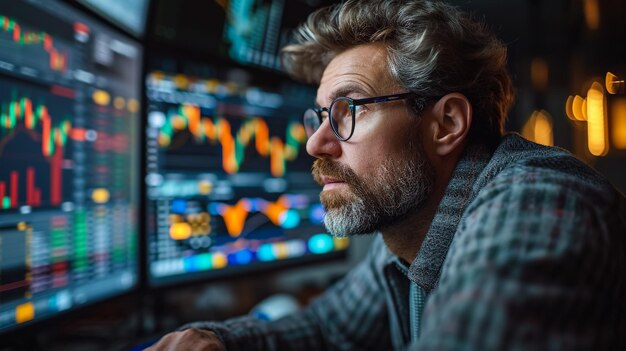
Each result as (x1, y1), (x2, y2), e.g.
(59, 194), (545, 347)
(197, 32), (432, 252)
(150, 0), (337, 71)
(145, 58), (348, 287)
(76, 0), (151, 38)
(0, 0), (141, 333)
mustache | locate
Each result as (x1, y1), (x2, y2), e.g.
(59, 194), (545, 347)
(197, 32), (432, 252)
(311, 159), (359, 187)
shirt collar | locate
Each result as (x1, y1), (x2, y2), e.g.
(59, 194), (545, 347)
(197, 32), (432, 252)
(407, 140), (494, 292)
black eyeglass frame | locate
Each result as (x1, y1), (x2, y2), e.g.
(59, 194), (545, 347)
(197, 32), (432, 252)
(304, 92), (416, 141)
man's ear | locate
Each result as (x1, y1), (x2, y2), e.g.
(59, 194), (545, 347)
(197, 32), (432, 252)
(430, 93), (472, 156)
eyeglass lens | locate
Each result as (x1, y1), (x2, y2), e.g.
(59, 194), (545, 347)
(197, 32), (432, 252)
(330, 98), (352, 140)
(303, 109), (321, 138)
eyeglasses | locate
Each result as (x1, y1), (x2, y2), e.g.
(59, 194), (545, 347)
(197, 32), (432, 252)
(303, 92), (415, 141)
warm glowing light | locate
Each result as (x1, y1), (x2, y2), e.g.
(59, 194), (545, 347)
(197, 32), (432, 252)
(91, 188), (110, 203)
(534, 110), (553, 146)
(584, 0), (600, 30)
(565, 95), (576, 120)
(333, 237), (350, 250)
(606, 72), (624, 95)
(531, 57), (548, 91)
(114, 97), (125, 110)
(169, 222), (192, 240)
(522, 110), (553, 146)
(174, 74), (189, 89)
(274, 242), (288, 259)
(197, 180), (213, 195)
(16, 302), (35, 324)
(587, 82), (608, 156)
(128, 98), (140, 113)
(92, 90), (110, 106)
(151, 71), (165, 81)
(612, 98), (626, 149)
(572, 95), (586, 121)
(521, 115), (534, 142)
(212, 253), (228, 269)
(17, 222), (29, 231)
(206, 79), (219, 93)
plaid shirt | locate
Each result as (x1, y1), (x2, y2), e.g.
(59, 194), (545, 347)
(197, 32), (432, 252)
(183, 134), (626, 350)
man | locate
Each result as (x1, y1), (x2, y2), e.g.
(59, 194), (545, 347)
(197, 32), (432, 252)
(149, 0), (626, 350)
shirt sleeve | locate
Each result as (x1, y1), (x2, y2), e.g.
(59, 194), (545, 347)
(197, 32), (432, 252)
(180, 235), (392, 351)
(411, 170), (626, 350)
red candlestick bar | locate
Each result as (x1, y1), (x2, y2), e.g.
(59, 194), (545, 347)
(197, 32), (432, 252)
(12, 24), (20, 42)
(41, 107), (50, 156)
(43, 34), (52, 51)
(49, 49), (57, 71)
(50, 147), (63, 205)
(10, 171), (18, 208)
(27, 167), (34, 206)
(34, 188), (41, 207)
(0, 181), (5, 203)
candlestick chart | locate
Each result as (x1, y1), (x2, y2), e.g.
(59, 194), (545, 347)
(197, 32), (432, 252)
(0, 84), (76, 210)
(0, 12), (74, 79)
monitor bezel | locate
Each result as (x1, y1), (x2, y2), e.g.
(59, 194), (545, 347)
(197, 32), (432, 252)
(65, 0), (153, 39)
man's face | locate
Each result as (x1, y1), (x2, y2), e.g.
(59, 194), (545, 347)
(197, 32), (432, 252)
(307, 44), (435, 236)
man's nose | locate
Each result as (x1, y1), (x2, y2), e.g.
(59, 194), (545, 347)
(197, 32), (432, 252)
(305, 119), (341, 159)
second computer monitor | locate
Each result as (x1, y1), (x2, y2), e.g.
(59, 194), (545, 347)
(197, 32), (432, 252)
(145, 61), (347, 287)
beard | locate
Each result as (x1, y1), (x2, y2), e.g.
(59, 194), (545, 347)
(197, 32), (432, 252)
(311, 144), (435, 237)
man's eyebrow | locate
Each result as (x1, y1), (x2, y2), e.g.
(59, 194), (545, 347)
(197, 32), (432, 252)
(330, 85), (371, 100)
(315, 84), (372, 107)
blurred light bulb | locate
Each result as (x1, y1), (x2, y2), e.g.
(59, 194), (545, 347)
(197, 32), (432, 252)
(606, 72), (625, 95)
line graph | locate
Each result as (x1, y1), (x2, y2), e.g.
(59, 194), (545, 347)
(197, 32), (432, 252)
(208, 194), (309, 238)
(155, 103), (307, 177)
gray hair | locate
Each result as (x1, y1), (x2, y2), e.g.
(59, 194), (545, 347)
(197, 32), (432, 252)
(281, 0), (515, 143)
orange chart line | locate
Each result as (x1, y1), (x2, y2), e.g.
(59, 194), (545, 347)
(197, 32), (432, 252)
(214, 196), (292, 237)
(159, 104), (306, 177)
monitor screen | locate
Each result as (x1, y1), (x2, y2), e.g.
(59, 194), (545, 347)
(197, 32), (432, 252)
(222, 0), (294, 70)
(0, 0), (141, 333)
(77, 0), (151, 38)
(151, 0), (336, 71)
(145, 59), (347, 287)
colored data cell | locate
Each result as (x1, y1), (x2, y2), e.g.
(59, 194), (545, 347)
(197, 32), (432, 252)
(308, 234), (334, 255)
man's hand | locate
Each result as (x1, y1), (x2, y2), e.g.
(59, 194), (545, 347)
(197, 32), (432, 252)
(146, 328), (226, 351)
